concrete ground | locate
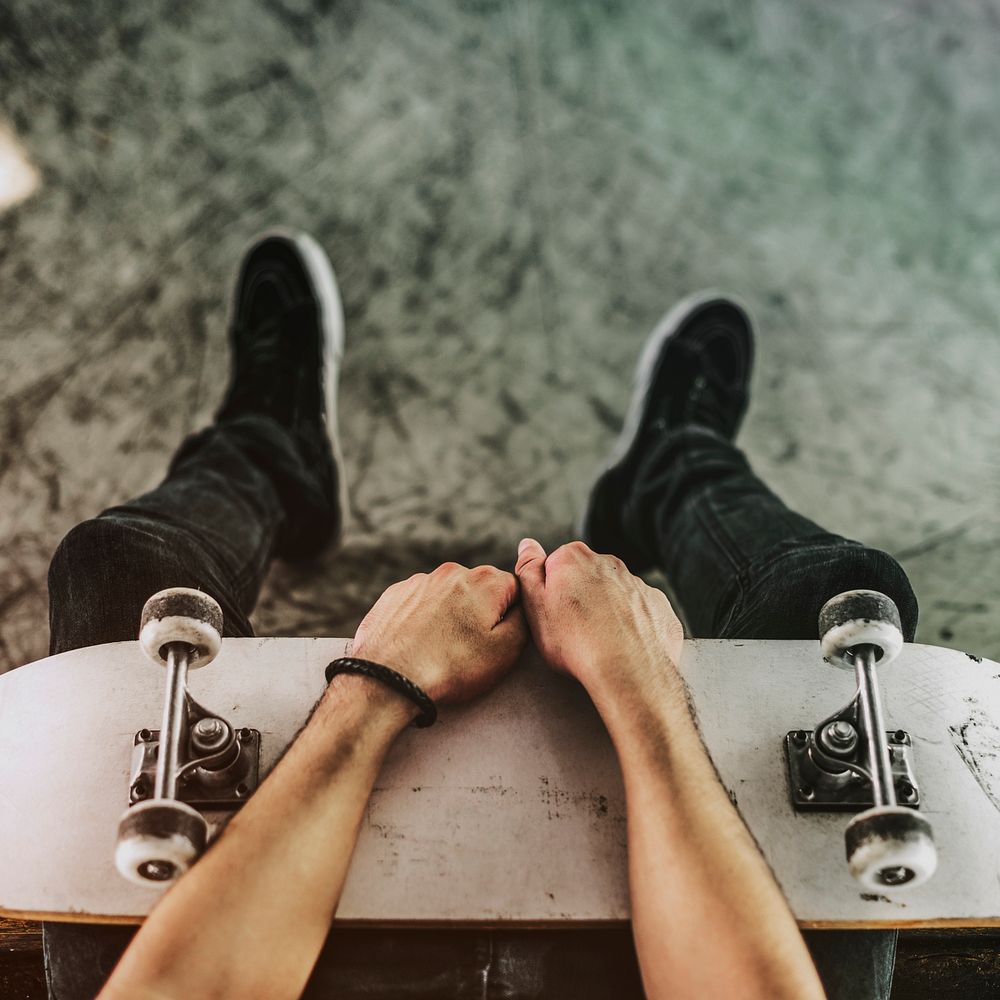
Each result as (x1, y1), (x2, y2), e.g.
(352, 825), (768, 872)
(1, 0), (999, 672)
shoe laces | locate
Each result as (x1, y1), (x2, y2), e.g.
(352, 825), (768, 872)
(674, 339), (744, 432)
(219, 308), (309, 422)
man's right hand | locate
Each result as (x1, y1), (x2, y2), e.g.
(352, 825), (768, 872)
(514, 538), (685, 707)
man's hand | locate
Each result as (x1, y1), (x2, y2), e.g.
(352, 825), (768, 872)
(102, 562), (526, 1000)
(514, 538), (684, 704)
(352, 562), (527, 704)
(515, 537), (824, 1000)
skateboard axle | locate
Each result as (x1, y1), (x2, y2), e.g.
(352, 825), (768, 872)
(155, 642), (190, 801)
(116, 588), (260, 887)
(785, 589), (938, 891)
(852, 645), (896, 809)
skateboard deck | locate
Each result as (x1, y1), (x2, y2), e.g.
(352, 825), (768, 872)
(1, 636), (999, 928)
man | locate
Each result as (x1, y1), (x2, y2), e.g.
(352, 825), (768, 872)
(41, 231), (914, 998)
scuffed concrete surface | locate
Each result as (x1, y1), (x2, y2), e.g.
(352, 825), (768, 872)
(1, 0), (999, 670)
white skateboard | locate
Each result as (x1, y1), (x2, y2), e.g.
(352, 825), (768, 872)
(1, 588), (998, 928)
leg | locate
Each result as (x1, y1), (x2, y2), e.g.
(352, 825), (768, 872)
(44, 414), (333, 1000)
(582, 294), (914, 1000)
(43, 232), (346, 1000)
(48, 415), (301, 655)
(627, 425), (918, 641)
(628, 427), (909, 1000)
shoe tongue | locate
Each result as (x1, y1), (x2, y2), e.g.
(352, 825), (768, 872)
(681, 331), (746, 434)
(697, 326), (744, 388)
(246, 277), (285, 332)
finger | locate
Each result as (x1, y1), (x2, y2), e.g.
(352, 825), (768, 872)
(432, 561), (467, 577)
(491, 602), (529, 652)
(470, 565), (520, 622)
(514, 537), (547, 599)
(546, 539), (594, 569)
(491, 569), (519, 621)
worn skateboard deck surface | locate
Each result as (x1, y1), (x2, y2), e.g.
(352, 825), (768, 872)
(1, 638), (998, 927)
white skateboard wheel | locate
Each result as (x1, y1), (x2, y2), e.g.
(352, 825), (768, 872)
(139, 588), (223, 669)
(115, 799), (209, 886)
(819, 590), (904, 667)
(845, 806), (937, 892)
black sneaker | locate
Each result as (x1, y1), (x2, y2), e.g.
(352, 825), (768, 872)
(216, 229), (348, 557)
(580, 291), (754, 573)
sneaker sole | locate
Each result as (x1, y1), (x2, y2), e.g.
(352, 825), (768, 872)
(254, 227), (350, 548)
(578, 289), (752, 569)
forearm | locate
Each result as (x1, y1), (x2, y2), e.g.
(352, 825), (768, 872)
(589, 661), (824, 1000)
(100, 676), (416, 1000)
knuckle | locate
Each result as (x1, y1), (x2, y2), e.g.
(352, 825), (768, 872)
(546, 544), (572, 566)
(546, 541), (596, 577)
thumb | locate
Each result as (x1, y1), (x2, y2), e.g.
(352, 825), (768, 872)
(491, 602), (529, 659)
(515, 537), (547, 602)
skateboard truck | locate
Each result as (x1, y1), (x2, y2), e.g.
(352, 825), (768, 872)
(114, 588), (260, 887)
(785, 590), (937, 891)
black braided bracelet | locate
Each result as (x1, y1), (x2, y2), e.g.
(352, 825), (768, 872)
(325, 657), (438, 728)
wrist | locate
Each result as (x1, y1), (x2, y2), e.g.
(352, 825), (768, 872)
(313, 672), (421, 757)
(578, 649), (690, 731)
(349, 641), (445, 702)
(591, 673), (704, 786)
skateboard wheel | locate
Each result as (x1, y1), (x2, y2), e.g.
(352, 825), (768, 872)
(139, 588), (223, 669)
(819, 590), (904, 667)
(845, 806), (937, 891)
(115, 799), (209, 886)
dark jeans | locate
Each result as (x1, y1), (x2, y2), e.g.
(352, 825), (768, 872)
(42, 418), (915, 1000)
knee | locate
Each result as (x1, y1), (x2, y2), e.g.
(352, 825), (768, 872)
(49, 517), (157, 593)
(847, 547), (919, 642)
(47, 516), (180, 640)
(803, 543), (918, 643)
(724, 541), (919, 642)
(49, 519), (111, 595)
(47, 515), (251, 654)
